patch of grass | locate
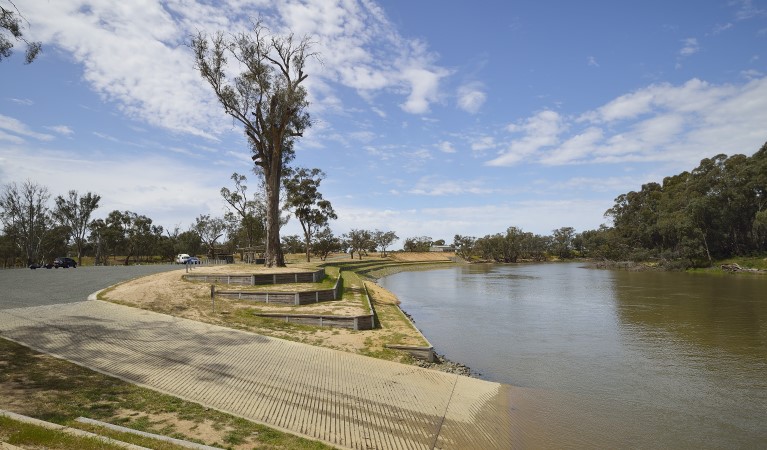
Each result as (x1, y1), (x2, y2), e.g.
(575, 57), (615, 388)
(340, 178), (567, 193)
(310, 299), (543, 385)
(0, 338), (333, 450)
(717, 255), (767, 270)
(0, 416), (134, 450)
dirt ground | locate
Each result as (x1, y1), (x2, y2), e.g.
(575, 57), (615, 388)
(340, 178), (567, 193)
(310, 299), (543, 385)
(100, 261), (429, 357)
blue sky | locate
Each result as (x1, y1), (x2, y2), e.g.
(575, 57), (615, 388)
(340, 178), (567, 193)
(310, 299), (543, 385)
(2, 0), (766, 245)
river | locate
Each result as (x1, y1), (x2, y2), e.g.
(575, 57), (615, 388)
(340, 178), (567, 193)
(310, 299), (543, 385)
(379, 262), (767, 448)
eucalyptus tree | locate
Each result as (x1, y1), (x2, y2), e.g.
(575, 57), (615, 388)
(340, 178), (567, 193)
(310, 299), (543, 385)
(220, 172), (266, 249)
(193, 214), (226, 259)
(53, 190), (101, 265)
(371, 229), (398, 257)
(283, 167), (336, 262)
(103, 210), (162, 265)
(403, 236), (432, 252)
(312, 227), (340, 261)
(344, 229), (373, 260)
(453, 234), (476, 260)
(0, 181), (50, 265)
(1, 2), (41, 64)
(551, 226), (575, 259)
(193, 21), (315, 267)
(281, 234), (304, 255)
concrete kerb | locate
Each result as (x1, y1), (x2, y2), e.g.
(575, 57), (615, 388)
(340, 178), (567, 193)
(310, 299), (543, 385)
(75, 417), (222, 450)
(0, 409), (151, 450)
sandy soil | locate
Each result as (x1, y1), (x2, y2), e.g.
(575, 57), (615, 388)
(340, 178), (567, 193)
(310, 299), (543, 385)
(101, 262), (428, 357)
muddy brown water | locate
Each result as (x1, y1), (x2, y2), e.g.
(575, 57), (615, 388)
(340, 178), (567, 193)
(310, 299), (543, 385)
(380, 262), (767, 448)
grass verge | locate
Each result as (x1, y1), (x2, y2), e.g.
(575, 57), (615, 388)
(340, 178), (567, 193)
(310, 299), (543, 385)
(0, 338), (333, 450)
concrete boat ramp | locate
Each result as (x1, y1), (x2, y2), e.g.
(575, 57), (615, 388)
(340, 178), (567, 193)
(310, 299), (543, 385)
(0, 300), (514, 449)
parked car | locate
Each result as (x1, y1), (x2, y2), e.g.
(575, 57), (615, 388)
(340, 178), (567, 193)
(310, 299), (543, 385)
(175, 253), (191, 264)
(53, 257), (77, 268)
(186, 256), (201, 264)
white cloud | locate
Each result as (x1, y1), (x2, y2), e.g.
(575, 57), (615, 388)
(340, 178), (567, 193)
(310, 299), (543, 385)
(23, 1), (221, 138)
(487, 110), (564, 166)
(0, 114), (55, 141)
(349, 131), (377, 142)
(10, 98), (34, 106)
(713, 22), (733, 34)
(371, 107), (387, 118)
(580, 78), (724, 123)
(679, 37), (700, 56)
(539, 127), (603, 165)
(332, 200), (610, 241)
(46, 125), (75, 136)
(500, 76), (767, 168)
(400, 67), (446, 114)
(732, 0), (767, 20)
(0, 130), (25, 144)
(546, 175), (645, 193)
(21, 0), (452, 144)
(457, 83), (486, 113)
(471, 136), (496, 154)
(408, 176), (494, 196)
(587, 56), (599, 67)
(0, 143), (226, 228)
(437, 141), (456, 153)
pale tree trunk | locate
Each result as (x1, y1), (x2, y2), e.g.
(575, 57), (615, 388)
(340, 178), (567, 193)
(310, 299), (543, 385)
(305, 236), (311, 262)
(301, 222), (312, 263)
(263, 165), (285, 267)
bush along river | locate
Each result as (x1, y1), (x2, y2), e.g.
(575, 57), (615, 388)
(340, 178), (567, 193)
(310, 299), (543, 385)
(379, 262), (767, 448)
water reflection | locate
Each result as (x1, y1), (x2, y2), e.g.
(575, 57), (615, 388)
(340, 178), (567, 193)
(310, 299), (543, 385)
(379, 263), (767, 448)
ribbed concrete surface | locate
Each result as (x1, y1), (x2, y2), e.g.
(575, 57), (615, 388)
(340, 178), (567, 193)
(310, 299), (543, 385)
(0, 301), (512, 449)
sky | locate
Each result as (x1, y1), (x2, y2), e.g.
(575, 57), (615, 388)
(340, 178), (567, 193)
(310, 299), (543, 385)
(1, 0), (766, 246)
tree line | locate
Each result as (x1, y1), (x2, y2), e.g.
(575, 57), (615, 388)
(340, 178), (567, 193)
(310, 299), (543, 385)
(0, 181), (197, 267)
(449, 143), (767, 268)
(597, 143), (767, 267)
(0, 167), (338, 268)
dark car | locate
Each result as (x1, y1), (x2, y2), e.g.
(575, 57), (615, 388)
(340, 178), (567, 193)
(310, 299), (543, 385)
(186, 256), (201, 264)
(53, 257), (77, 268)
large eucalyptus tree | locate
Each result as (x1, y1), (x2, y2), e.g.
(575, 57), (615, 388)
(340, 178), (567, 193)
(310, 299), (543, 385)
(193, 21), (314, 267)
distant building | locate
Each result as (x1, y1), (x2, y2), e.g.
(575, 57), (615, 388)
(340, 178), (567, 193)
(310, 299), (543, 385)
(429, 245), (455, 252)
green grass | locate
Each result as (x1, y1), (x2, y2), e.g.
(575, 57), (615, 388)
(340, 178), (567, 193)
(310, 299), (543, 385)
(323, 259), (455, 280)
(686, 255), (767, 274)
(717, 255), (767, 270)
(0, 338), (334, 450)
(0, 416), (137, 450)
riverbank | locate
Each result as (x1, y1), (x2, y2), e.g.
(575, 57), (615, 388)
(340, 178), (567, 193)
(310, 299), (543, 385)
(98, 253), (471, 373)
(589, 256), (767, 274)
(0, 254), (495, 448)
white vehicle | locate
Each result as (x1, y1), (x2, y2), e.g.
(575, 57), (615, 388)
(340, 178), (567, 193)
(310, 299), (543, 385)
(175, 253), (191, 264)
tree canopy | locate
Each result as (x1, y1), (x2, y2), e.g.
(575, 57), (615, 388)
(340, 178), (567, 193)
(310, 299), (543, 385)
(192, 20), (314, 267)
(283, 167), (336, 262)
(1, 2), (41, 64)
(53, 190), (101, 265)
(601, 143), (767, 266)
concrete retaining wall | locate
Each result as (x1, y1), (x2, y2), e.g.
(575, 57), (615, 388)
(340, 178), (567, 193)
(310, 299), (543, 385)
(250, 273), (377, 331)
(183, 268), (326, 286)
(215, 270), (341, 306)
(253, 312), (375, 331)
